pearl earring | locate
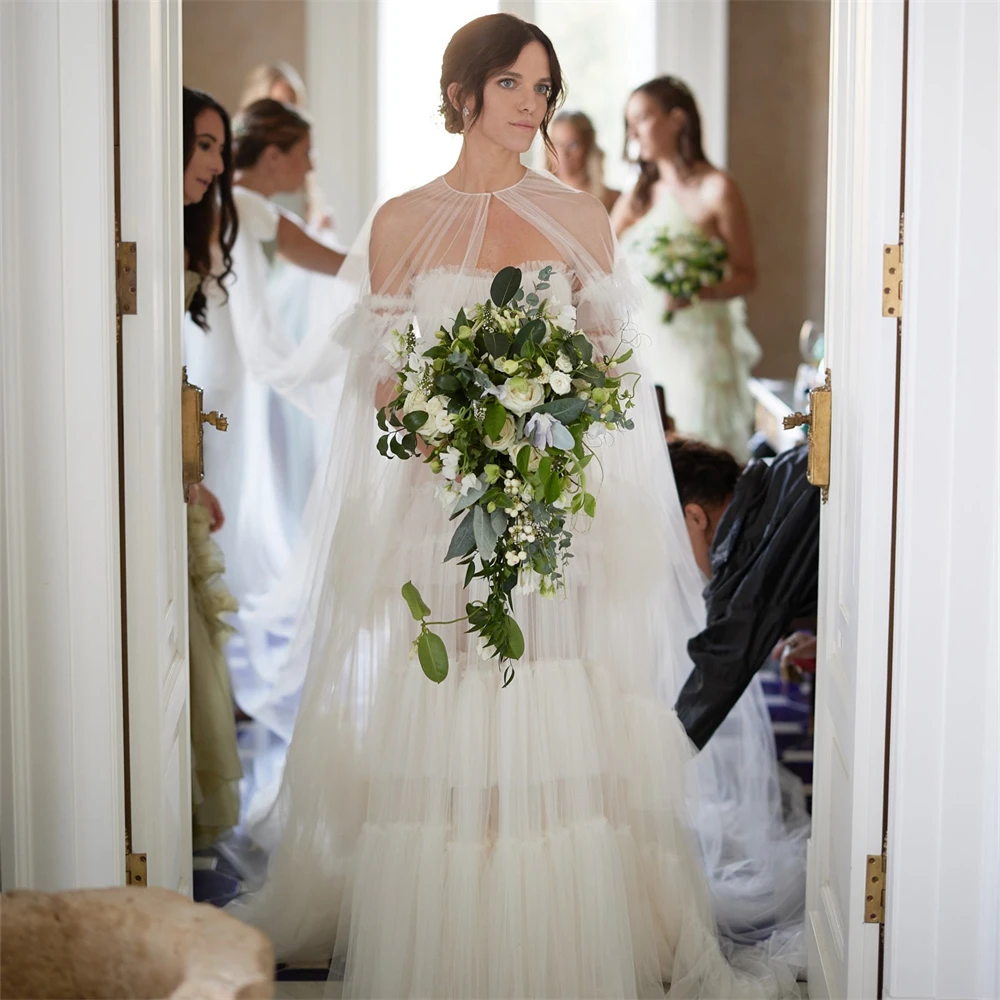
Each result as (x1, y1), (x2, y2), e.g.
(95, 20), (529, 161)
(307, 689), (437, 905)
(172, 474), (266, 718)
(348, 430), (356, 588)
(462, 107), (470, 118)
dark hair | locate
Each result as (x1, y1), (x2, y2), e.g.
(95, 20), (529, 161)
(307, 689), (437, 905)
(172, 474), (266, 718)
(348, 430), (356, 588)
(232, 98), (312, 169)
(439, 13), (564, 154)
(626, 76), (707, 214)
(668, 436), (742, 511)
(183, 87), (238, 331)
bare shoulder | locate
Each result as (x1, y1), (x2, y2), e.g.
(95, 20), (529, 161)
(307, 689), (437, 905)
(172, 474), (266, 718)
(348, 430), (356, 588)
(370, 192), (420, 246)
(699, 168), (745, 209)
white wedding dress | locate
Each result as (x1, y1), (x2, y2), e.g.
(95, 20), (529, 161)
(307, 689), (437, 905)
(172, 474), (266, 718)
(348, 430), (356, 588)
(227, 170), (801, 999)
(620, 188), (761, 461)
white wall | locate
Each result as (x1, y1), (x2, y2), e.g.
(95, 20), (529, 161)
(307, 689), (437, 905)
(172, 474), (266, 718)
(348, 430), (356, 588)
(0, 0), (125, 890)
(305, 0), (377, 245)
(884, 2), (1000, 998)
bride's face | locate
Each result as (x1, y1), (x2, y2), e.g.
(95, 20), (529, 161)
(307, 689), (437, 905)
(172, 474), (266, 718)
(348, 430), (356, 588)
(471, 41), (553, 154)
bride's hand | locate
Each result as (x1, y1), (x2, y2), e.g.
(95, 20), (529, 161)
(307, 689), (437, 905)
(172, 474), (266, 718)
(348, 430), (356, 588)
(188, 483), (225, 532)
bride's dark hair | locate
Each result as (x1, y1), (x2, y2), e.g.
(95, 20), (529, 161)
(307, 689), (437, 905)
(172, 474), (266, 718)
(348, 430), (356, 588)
(625, 76), (707, 214)
(183, 86), (238, 331)
(440, 13), (564, 153)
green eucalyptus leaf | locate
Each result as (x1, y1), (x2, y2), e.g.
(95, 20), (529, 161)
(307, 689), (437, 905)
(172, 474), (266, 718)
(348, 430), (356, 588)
(535, 397), (588, 423)
(401, 581), (431, 621)
(449, 481), (488, 518)
(377, 408), (389, 432)
(491, 267), (522, 307)
(482, 328), (512, 360)
(473, 504), (499, 562)
(434, 374), (462, 394)
(377, 435), (390, 458)
(417, 630), (449, 683)
(445, 509), (477, 562)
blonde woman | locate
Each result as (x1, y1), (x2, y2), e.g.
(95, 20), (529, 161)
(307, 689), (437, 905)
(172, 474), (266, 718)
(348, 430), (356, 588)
(547, 109), (620, 213)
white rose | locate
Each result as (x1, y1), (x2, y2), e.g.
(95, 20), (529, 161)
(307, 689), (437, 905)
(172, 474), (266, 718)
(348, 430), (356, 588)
(485, 414), (517, 451)
(556, 353), (574, 373)
(424, 395), (444, 418)
(401, 389), (428, 417)
(434, 410), (455, 435)
(501, 377), (545, 415)
(549, 371), (572, 395)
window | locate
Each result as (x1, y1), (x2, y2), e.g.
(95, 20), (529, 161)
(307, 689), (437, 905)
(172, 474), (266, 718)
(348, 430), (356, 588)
(377, 0), (498, 195)
(534, 0), (655, 192)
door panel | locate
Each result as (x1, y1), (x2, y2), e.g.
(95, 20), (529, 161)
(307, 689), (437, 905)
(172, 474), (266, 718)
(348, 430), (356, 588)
(807, 0), (905, 996)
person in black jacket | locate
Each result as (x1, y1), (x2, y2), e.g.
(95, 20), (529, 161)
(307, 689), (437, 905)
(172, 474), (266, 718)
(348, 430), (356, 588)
(668, 437), (821, 750)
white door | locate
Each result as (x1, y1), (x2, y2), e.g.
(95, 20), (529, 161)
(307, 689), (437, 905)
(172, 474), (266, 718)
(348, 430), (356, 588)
(806, 1), (906, 997)
(117, 0), (191, 894)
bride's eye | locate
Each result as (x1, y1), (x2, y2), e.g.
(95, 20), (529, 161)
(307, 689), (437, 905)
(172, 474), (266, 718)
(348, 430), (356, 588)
(535, 84), (551, 97)
(497, 78), (516, 90)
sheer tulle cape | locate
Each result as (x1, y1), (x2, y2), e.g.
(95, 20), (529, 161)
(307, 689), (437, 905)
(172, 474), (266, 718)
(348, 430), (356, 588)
(226, 170), (803, 999)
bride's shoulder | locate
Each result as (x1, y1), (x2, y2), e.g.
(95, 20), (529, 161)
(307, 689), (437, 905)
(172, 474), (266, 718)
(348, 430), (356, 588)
(369, 180), (442, 252)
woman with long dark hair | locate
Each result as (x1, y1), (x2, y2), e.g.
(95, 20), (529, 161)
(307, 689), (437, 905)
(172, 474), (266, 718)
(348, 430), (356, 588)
(181, 85), (242, 851)
(183, 97), (347, 840)
(613, 76), (761, 461)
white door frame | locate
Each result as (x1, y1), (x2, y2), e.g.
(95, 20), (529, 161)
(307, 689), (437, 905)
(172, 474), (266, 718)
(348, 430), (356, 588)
(117, 0), (191, 893)
(807, 0), (906, 996)
(0, 0), (126, 890)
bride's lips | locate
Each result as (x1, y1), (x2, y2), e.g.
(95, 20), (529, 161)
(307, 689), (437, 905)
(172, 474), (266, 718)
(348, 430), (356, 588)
(511, 121), (537, 132)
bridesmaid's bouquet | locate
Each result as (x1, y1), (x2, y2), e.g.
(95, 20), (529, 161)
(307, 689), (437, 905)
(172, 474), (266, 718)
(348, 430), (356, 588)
(647, 228), (728, 322)
(377, 266), (638, 685)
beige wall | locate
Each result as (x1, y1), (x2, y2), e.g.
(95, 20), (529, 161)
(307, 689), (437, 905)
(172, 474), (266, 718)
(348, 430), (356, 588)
(183, 0), (306, 116)
(728, 0), (830, 378)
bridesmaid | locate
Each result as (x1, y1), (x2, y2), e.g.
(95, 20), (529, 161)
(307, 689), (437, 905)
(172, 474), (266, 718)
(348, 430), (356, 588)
(547, 109), (620, 213)
(612, 76), (761, 460)
(181, 85), (243, 850)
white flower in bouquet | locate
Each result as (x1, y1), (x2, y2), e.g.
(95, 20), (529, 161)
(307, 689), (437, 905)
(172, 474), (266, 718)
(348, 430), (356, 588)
(440, 446), (461, 481)
(548, 371), (572, 396)
(402, 389), (428, 417)
(456, 473), (481, 497)
(485, 414), (517, 451)
(375, 264), (640, 687)
(433, 410), (455, 435)
(499, 376), (545, 415)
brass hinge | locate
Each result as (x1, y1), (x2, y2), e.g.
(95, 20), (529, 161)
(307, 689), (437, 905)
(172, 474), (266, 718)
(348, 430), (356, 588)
(882, 243), (902, 318)
(126, 852), (147, 887)
(864, 853), (886, 924)
(116, 240), (137, 316)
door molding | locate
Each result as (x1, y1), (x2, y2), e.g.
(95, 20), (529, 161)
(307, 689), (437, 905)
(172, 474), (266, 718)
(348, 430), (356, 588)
(0, 0), (125, 890)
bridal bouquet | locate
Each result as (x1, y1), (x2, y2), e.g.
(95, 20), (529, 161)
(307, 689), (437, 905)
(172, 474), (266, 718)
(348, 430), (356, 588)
(647, 228), (728, 322)
(377, 266), (638, 685)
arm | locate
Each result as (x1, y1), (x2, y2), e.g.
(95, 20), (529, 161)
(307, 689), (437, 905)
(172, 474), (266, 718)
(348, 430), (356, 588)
(276, 213), (346, 276)
(700, 173), (757, 302)
(610, 190), (643, 239)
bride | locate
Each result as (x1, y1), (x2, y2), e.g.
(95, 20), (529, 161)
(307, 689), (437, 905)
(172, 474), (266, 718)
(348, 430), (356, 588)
(229, 13), (800, 999)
